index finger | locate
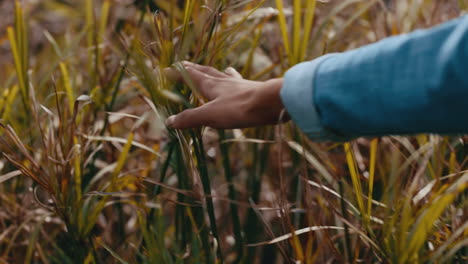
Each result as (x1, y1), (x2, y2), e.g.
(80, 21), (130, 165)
(166, 63), (220, 101)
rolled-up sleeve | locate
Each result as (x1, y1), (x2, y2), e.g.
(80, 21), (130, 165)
(280, 15), (468, 141)
(280, 54), (350, 142)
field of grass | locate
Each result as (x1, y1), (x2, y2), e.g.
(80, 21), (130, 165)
(0, 0), (467, 263)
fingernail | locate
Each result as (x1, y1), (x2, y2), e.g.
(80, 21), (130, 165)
(166, 115), (176, 128)
(225, 67), (235, 74)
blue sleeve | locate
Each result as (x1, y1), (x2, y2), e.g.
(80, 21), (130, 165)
(280, 15), (468, 142)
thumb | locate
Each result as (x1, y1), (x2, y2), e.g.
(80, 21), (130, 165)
(165, 105), (210, 129)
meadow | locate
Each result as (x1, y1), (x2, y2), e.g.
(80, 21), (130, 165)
(0, 0), (467, 263)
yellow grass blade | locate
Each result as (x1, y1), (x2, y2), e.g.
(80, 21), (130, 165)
(99, 0), (110, 40)
(59, 63), (75, 112)
(73, 136), (82, 201)
(275, 0), (292, 65)
(111, 132), (134, 190)
(97, 239), (130, 264)
(81, 132), (134, 235)
(172, 62), (202, 103)
(182, 0), (194, 40)
(60, 62), (80, 202)
(344, 143), (365, 215)
(300, 0), (316, 61)
(155, 0), (184, 20)
(1, 85), (19, 123)
(97, 0), (110, 71)
(44, 30), (63, 58)
(292, 0), (302, 64)
(241, 27), (263, 77)
(7, 27), (27, 103)
(85, 0), (96, 85)
(397, 198), (412, 256)
(0, 88), (5, 113)
(82, 135), (160, 156)
(85, 0), (94, 47)
(287, 141), (334, 184)
(290, 229), (305, 261)
(459, 0), (468, 10)
(367, 139), (378, 220)
(449, 151), (457, 174)
(403, 173), (468, 262)
(15, 1), (28, 81)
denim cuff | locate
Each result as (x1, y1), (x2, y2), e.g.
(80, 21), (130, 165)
(280, 54), (350, 142)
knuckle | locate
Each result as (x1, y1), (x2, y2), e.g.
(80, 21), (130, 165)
(202, 76), (216, 86)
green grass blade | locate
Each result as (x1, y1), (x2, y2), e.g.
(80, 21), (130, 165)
(192, 133), (223, 262)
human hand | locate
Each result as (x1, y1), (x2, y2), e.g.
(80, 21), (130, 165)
(165, 62), (288, 129)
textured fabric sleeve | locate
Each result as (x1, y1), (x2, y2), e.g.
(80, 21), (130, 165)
(280, 54), (349, 141)
(280, 15), (468, 141)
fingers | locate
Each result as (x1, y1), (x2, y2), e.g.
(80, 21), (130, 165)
(164, 62), (241, 81)
(185, 67), (219, 100)
(163, 62), (242, 101)
(166, 105), (210, 129)
(164, 66), (219, 100)
(224, 67), (243, 79)
(182, 61), (227, 78)
(184, 62), (242, 79)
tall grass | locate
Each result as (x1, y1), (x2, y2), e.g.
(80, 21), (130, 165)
(0, 0), (467, 263)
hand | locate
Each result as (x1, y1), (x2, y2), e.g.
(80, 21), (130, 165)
(165, 62), (288, 129)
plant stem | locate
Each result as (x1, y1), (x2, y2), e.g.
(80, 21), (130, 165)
(153, 142), (175, 197)
(192, 132), (223, 262)
(245, 132), (270, 261)
(339, 180), (353, 263)
(174, 143), (189, 252)
(219, 130), (243, 263)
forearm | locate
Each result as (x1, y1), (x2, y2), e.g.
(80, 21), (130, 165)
(281, 15), (468, 141)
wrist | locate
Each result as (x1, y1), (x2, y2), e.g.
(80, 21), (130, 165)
(267, 78), (285, 111)
(248, 78), (289, 124)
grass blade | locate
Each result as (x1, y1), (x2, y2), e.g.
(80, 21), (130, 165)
(292, 0), (302, 64)
(299, 0), (316, 60)
(275, 0), (292, 65)
(367, 139), (378, 223)
(344, 143), (365, 216)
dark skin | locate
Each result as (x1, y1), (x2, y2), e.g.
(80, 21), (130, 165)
(165, 61), (287, 129)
